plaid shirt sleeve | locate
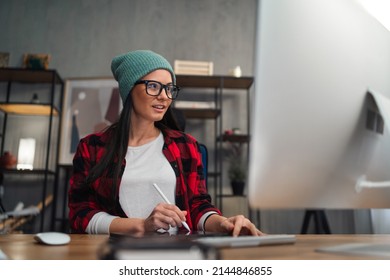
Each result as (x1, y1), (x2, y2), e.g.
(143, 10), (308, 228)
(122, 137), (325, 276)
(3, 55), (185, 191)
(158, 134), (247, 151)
(68, 132), (125, 233)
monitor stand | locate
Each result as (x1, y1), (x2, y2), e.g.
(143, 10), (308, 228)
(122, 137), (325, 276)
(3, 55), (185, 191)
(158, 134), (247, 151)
(301, 210), (331, 234)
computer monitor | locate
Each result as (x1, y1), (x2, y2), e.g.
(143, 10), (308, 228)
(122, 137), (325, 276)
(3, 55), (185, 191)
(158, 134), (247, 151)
(248, 0), (390, 209)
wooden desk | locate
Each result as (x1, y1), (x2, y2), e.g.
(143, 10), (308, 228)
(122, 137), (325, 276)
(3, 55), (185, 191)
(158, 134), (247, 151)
(0, 234), (107, 260)
(1, 234), (389, 260)
(220, 234), (390, 260)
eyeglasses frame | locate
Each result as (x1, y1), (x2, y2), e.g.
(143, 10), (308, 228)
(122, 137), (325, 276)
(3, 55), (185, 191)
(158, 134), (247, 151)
(134, 80), (180, 100)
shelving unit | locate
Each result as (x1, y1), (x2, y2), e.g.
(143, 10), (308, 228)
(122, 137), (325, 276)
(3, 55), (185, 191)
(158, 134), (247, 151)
(175, 75), (221, 205)
(0, 68), (64, 232)
(175, 75), (253, 211)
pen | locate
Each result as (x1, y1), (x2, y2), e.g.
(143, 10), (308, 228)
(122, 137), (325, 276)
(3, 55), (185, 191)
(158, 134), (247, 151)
(152, 183), (191, 232)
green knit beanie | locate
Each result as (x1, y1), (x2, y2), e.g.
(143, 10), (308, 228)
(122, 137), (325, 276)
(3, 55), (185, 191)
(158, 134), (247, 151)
(111, 50), (176, 104)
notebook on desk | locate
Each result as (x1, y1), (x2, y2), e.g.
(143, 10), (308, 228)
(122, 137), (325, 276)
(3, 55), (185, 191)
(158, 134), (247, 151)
(104, 231), (218, 260)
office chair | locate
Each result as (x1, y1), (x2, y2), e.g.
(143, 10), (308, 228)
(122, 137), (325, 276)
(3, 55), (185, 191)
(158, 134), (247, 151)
(171, 108), (208, 188)
(198, 143), (208, 189)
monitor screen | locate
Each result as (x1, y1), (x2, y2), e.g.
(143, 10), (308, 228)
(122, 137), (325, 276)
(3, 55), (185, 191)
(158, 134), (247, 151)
(248, 0), (390, 209)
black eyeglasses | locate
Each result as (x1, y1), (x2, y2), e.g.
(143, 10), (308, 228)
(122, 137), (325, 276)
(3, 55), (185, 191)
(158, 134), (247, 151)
(134, 80), (180, 100)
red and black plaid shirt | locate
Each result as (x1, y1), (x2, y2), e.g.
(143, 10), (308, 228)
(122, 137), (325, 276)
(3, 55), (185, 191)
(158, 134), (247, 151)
(68, 126), (221, 233)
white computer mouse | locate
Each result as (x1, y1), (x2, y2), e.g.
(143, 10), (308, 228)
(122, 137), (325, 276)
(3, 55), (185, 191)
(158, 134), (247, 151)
(34, 232), (71, 246)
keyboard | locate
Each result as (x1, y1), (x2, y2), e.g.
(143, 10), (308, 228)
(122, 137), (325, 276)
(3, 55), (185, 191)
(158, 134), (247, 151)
(194, 234), (296, 248)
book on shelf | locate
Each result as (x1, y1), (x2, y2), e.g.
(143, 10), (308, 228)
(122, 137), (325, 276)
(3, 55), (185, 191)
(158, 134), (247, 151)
(174, 101), (215, 109)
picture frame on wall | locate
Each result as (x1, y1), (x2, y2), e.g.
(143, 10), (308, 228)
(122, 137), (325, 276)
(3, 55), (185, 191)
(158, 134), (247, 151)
(59, 77), (121, 165)
(0, 52), (10, 68)
(23, 53), (51, 69)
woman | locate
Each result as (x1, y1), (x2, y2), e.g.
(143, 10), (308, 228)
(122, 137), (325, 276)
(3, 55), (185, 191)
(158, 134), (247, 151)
(68, 50), (262, 236)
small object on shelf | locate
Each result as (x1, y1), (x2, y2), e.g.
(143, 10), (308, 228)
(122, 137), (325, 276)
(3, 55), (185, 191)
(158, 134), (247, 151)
(232, 127), (241, 134)
(174, 60), (214, 76)
(227, 141), (247, 196)
(229, 166), (246, 196)
(174, 101), (215, 109)
(224, 128), (242, 136)
(16, 138), (36, 170)
(0, 52), (9, 68)
(230, 180), (245, 196)
(0, 151), (17, 169)
(23, 53), (51, 70)
(228, 66), (242, 77)
(30, 93), (40, 104)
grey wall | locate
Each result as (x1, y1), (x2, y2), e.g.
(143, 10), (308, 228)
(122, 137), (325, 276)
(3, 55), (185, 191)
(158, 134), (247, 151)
(0, 0), (257, 78)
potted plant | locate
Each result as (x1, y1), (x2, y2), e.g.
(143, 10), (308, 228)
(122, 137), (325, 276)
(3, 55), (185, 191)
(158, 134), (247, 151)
(226, 141), (247, 196)
(228, 162), (246, 195)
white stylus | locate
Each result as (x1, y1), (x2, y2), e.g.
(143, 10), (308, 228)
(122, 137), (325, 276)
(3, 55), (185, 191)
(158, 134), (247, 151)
(152, 183), (191, 232)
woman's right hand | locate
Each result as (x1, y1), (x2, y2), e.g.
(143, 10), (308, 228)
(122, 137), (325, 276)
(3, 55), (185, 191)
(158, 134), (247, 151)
(144, 203), (188, 232)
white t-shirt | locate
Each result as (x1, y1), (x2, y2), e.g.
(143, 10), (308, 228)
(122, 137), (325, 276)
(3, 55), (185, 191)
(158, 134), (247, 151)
(119, 132), (176, 218)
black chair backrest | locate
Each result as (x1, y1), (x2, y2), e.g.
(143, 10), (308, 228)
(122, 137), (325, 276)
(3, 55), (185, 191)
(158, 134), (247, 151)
(198, 143), (208, 189)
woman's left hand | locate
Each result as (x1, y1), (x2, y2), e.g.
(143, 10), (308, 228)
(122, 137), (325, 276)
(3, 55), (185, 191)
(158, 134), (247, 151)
(220, 215), (263, 236)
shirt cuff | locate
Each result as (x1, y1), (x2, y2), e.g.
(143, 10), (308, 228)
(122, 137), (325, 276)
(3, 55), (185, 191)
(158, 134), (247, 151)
(86, 212), (119, 234)
(197, 211), (219, 232)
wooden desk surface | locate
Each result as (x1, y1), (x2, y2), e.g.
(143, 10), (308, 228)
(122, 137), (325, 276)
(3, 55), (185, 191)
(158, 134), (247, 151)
(1, 234), (389, 260)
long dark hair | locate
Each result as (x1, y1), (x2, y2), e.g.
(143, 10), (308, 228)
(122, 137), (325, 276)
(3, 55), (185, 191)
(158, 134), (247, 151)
(85, 92), (182, 204)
